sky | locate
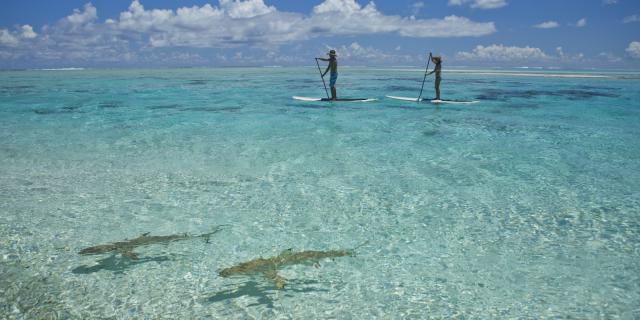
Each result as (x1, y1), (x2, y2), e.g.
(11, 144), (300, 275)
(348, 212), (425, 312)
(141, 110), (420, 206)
(0, 0), (639, 69)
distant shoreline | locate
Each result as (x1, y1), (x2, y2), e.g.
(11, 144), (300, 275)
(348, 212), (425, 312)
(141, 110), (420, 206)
(1, 66), (639, 79)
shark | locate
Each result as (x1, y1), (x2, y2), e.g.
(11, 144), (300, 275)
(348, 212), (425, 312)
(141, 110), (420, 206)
(79, 226), (224, 259)
(219, 244), (365, 289)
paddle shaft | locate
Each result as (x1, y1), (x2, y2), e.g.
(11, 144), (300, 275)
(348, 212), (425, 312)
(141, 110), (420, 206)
(418, 52), (432, 101)
(315, 58), (330, 99)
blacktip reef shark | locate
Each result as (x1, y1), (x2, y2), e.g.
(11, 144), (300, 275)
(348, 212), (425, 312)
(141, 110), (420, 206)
(79, 226), (224, 260)
(219, 242), (367, 289)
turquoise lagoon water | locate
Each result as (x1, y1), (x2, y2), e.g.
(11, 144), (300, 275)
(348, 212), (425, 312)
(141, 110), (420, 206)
(1, 67), (639, 318)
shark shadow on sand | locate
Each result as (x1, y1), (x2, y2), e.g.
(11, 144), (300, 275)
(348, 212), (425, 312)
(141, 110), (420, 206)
(78, 226), (224, 260)
(205, 279), (329, 309)
(72, 254), (173, 275)
(219, 243), (366, 290)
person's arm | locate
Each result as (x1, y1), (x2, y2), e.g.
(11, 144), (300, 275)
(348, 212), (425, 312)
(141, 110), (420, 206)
(426, 64), (440, 76)
(316, 58), (330, 77)
(322, 64), (331, 77)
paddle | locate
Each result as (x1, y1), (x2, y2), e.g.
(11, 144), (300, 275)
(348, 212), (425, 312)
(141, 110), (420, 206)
(315, 58), (330, 100)
(417, 52), (432, 101)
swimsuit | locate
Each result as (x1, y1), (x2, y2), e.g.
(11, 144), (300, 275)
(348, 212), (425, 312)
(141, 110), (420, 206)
(329, 72), (338, 88)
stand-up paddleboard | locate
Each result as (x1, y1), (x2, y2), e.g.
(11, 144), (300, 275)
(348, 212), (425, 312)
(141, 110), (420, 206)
(386, 95), (478, 104)
(293, 96), (377, 102)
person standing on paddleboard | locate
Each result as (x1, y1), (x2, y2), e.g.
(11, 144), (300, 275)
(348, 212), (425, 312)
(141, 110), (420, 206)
(426, 56), (442, 100)
(317, 50), (338, 101)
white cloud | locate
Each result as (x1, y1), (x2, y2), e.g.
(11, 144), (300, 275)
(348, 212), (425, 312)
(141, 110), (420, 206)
(602, 0), (617, 5)
(456, 44), (549, 61)
(0, 0), (497, 66)
(29, 3), (134, 63)
(308, 1), (496, 38)
(0, 25), (37, 47)
(313, 0), (366, 14)
(398, 15), (495, 37)
(626, 41), (640, 58)
(66, 3), (98, 25)
(219, 0), (275, 18)
(117, 1), (176, 33)
(598, 52), (622, 63)
(533, 21), (559, 29)
(143, 51), (207, 65)
(0, 29), (19, 47)
(334, 42), (388, 60)
(0, 50), (18, 59)
(323, 42), (415, 64)
(20, 25), (38, 39)
(342, 43), (379, 57)
(556, 46), (585, 62)
(411, 2), (424, 16)
(457, 44), (587, 65)
(448, 0), (507, 9)
(623, 15), (640, 23)
(576, 18), (587, 27)
(111, 0), (496, 48)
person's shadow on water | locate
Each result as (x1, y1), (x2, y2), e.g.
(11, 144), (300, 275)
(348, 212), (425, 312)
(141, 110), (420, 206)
(72, 254), (173, 275)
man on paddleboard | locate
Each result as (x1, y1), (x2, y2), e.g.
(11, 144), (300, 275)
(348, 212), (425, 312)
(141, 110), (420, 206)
(426, 55), (442, 100)
(317, 49), (338, 101)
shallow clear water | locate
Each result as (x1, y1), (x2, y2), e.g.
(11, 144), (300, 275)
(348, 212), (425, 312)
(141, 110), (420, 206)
(1, 67), (639, 319)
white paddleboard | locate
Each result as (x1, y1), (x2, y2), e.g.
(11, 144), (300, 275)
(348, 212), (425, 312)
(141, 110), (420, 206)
(293, 96), (377, 102)
(386, 95), (478, 104)
(386, 95), (422, 102)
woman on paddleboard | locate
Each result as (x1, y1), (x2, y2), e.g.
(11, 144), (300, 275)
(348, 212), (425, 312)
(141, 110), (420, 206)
(426, 55), (442, 100)
(317, 50), (338, 101)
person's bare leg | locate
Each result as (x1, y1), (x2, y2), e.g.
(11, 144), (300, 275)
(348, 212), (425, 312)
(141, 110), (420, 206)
(331, 87), (337, 100)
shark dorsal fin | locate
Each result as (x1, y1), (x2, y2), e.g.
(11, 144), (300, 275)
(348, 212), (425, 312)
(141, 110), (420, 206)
(141, 232), (151, 237)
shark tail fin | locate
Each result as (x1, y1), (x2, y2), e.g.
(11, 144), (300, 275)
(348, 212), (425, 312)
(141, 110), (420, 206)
(200, 224), (228, 243)
(350, 240), (370, 257)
